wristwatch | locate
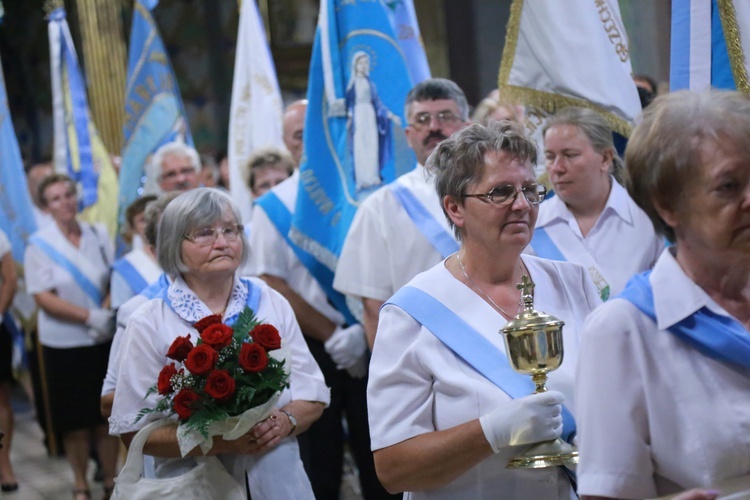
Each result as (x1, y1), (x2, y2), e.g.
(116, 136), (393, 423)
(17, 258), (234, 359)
(280, 409), (297, 436)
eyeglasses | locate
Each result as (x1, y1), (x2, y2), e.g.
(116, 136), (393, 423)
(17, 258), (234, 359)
(410, 111), (460, 129)
(161, 166), (196, 181)
(184, 224), (244, 246)
(463, 184), (547, 206)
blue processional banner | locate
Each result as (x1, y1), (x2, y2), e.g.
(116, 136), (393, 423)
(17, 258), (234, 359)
(670, 0), (750, 93)
(0, 53), (37, 262)
(48, 8), (119, 238)
(120, 0), (193, 227)
(290, 0), (428, 295)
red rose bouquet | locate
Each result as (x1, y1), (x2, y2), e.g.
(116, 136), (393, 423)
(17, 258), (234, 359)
(137, 307), (290, 456)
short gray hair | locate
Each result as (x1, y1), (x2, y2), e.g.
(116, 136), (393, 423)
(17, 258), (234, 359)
(404, 78), (469, 122)
(431, 120), (538, 240)
(144, 142), (201, 195)
(542, 107), (624, 184)
(156, 188), (249, 277)
(626, 89), (750, 242)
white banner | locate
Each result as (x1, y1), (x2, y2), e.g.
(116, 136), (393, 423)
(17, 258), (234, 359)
(228, 0), (285, 222)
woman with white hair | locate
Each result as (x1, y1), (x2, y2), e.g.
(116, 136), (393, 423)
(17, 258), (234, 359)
(110, 188), (328, 498)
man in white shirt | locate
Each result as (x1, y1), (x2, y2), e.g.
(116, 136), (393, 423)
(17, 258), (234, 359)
(333, 79), (471, 347)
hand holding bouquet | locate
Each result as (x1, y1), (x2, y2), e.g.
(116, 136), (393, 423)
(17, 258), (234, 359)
(137, 307), (290, 456)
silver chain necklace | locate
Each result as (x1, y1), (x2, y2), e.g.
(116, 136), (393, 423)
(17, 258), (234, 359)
(456, 252), (524, 319)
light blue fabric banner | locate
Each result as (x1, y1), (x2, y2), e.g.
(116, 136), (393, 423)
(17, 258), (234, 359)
(48, 8), (99, 209)
(670, 0), (746, 91)
(256, 191), (357, 326)
(619, 272), (750, 371)
(382, 0), (431, 85)
(0, 53), (37, 262)
(119, 0), (193, 227)
(387, 286), (576, 442)
(290, 0), (426, 274)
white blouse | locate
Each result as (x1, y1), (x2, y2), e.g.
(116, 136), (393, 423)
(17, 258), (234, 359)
(576, 248), (750, 498)
(110, 275), (328, 498)
(368, 255), (601, 499)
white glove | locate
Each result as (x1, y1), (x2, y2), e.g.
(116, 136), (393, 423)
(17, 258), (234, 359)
(324, 324), (367, 369)
(479, 390), (564, 453)
(345, 356), (368, 379)
(86, 308), (114, 341)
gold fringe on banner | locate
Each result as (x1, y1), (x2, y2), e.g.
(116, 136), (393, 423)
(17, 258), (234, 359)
(717, 0), (750, 95)
(75, 0), (127, 154)
(498, 0), (633, 138)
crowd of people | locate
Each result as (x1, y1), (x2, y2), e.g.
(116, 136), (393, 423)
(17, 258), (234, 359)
(0, 76), (748, 500)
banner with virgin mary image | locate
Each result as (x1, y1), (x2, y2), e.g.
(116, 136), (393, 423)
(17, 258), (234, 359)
(289, 0), (428, 310)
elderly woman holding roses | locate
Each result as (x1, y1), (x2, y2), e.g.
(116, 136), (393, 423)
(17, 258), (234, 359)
(109, 188), (328, 498)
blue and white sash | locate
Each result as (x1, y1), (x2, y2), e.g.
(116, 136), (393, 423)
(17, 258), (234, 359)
(256, 191), (357, 325)
(388, 182), (459, 259)
(139, 273), (170, 300)
(29, 233), (102, 304)
(619, 272), (750, 371)
(532, 227), (611, 301)
(386, 285), (576, 441)
(112, 258), (149, 296)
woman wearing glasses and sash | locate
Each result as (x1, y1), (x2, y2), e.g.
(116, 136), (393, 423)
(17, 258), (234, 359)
(529, 107), (663, 301)
(110, 188), (327, 498)
(576, 91), (750, 499)
(367, 121), (601, 498)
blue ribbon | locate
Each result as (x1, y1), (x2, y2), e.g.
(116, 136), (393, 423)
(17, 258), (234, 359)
(530, 228), (567, 262)
(30, 234), (102, 305)
(139, 273), (170, 299)
(112, 258), (149, 296)
(386, 286), (576, 442)
(256, 192), (358, 326)
(619, 271), (750, 370)
(387, 183), (458, 259)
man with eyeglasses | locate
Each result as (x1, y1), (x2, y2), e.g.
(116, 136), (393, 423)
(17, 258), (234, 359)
(334, 78), (471, 348)
(145, 141), (201, 194)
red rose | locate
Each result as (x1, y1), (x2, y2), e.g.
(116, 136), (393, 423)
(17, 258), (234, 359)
(193, 314), (223, 333)
(157, 363), (179, 395)
(166, 334), (193, 362)
(184, 344), (218, 375)
(239, 343), (268, 372)
(204, 369), (236, 402)
(200, 324), (234, 350)
(251, 324), (281, 350)
(172, 388), (200, 420)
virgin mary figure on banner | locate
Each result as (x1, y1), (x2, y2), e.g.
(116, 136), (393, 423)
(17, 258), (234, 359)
(346, 51), (400, 191)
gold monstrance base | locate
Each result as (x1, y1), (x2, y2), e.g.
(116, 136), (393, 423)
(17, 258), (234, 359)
(502, 275), (579, 469)
(506, 438), (578, 469)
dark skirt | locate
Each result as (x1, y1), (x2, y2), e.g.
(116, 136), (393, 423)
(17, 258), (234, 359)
(0, 322), (13, 383)
(42, 340), (111, 434)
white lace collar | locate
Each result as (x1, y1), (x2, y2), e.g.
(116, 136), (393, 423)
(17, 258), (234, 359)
(166, 274), (248, 324)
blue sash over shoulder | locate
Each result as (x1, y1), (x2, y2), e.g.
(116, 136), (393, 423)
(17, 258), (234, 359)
(619, 272), (750, 370)
(530, 228), (566, 262)
(256, 191), (357, 325)
(386, 285), (576, 441)
(387, 183), (458, 259)
(112, 258), (149, 295)
(29, 234), (102, 304)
